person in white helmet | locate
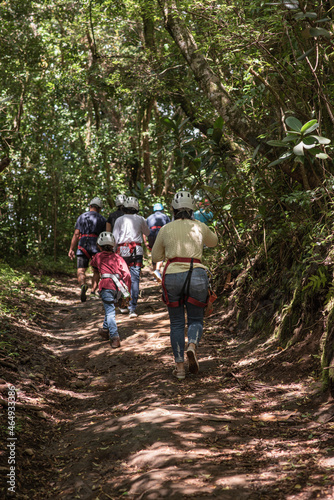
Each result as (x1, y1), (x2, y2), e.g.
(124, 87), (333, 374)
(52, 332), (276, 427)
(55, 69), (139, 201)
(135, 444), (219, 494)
(113, 196), (150, 318)
(143, 202), (170, 281)
(151, 191), (218, 380)
(68, 197), (106, 302)
(106, 194), (126, 232)
(91, 232), (131, 348)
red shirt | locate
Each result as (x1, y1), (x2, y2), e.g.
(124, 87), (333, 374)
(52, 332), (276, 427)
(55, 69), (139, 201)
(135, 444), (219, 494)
(91, 251), (131, 293)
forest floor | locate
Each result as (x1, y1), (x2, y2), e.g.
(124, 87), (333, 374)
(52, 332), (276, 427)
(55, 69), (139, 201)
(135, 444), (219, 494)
(1, 267), (334, 499)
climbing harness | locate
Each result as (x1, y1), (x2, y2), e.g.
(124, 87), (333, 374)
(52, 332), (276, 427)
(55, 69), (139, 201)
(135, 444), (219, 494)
(101, 273), (130, 300)
(117, 242), (142, 267)
(161, 257), (217, 315)
(161, 257), (207, 308)
(78, 233), (98, 260)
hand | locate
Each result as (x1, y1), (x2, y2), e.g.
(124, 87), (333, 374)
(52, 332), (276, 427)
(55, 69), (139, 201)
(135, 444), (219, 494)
(68, 249), (75, 260)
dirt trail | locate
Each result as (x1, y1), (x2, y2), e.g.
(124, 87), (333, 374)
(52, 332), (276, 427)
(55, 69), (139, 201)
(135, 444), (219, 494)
(2, 268), (334, 499)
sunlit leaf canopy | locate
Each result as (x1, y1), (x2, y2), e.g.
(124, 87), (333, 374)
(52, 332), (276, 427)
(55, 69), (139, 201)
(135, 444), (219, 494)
(0, 0), (333, 258)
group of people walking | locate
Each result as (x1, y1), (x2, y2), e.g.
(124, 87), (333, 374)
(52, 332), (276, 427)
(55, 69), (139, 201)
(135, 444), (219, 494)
(68, 191), (217, 379)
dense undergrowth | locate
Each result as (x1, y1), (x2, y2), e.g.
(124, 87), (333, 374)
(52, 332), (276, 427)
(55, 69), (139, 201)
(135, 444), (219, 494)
(210, 211), (334, 397)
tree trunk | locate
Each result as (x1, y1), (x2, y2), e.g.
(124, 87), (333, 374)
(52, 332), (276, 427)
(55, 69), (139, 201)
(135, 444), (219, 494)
(157, 0), (262, 149)
(142, 100), (154, 188)
(154, 102), (164, 196)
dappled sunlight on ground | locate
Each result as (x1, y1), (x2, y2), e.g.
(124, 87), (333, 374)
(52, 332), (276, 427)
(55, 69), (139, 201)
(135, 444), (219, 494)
(1, 269), (334, 499)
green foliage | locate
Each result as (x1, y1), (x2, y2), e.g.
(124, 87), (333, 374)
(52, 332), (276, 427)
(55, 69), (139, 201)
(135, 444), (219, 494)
(267, 118), (331, 167)
(302, 267), (327, 294)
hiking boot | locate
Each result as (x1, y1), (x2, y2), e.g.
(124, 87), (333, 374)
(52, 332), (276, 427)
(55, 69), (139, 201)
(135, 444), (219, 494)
(187, 343), (199, 374)
(80, 284), (88, 302)
(129, 311), (138, 318)
(97, 328), (109, 340)
(110, 337), (121, 348)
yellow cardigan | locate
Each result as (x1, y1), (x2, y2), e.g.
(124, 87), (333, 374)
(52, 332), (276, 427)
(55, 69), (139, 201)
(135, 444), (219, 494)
(151, 219), (218, 274)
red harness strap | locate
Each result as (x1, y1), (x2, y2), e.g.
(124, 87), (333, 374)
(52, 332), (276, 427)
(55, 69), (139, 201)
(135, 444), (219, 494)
(117, 242), (142, 267)
(78, 234), (98, 260)
(78, 245), (91, 259)
(150, 225), (162, 230)
(117, 242), (142, 253)
(161, 257), (207, 308)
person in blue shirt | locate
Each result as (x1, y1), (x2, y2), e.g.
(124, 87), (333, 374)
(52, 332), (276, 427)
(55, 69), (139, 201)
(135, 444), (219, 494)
(193, 200), (214, 225)
(68, 197), (106, 302)
(144, 202), (170, 281)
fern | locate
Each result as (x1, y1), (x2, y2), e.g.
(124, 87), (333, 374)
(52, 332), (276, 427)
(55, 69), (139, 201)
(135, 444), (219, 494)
(303, 268), (327, 293)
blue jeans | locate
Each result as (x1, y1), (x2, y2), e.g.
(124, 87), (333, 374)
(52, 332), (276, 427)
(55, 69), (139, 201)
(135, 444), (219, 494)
(129, 265), (141, 313)
(164, 268), (208, 363)
(100, 289), (119, 339)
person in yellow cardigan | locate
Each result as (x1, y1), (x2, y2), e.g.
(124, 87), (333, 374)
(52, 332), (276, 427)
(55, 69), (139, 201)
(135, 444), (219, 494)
(152, 191), (218, 380)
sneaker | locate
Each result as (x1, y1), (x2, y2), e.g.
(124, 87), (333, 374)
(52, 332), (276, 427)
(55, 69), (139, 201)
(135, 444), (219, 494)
(80, 284), (88, 303)
(153, 269), (162, 282)
(97, 328), (109, 340)
(172, 368), (186, 380)
(129, 311), (138, 318)
(90, 291), (100, 300)
(110, 337), (121, 348)
(187, 344), (199, 374)
(118, 307), (129, 314)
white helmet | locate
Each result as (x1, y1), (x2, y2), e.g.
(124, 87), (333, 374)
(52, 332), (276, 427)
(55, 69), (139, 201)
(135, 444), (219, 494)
(124, 196), (139, 211)
(89, 196), (103, 209)
(172, 191), (196, 211)
(115, 194), (126, 207)
(97, 231), (115, 247)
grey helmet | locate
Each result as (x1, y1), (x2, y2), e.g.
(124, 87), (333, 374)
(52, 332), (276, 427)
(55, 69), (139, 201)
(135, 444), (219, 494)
(115, 194), (126, 207)
(171, 191), (196, 211)
(97, 232), (115, 247)
(89, 196), (103, 209)
(124, 196), (139, 211)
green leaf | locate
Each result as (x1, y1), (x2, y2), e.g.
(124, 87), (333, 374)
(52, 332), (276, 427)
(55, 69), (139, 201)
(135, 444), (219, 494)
(294, 12), (317, 20)
(252, 144), (261, 159)
(302, 141), (317, 150)
(297, 47), (315, 61)
(309, 27), (332, 39)
(267, 140), (288, 147)
(282, 134), (298, 143)
(283, 0), (299, 9)
(286, 117), (302, 132)
(309, 135), (331, 145)
(315, 18), (332, 24)
(214, 116), (224, 129)
(161, 117), (177, 131)
(212, 128), (223, 145)
(293, 142), (304, 156)
(268, 152), (293, 167)
(309, 148), (322, 156)
(300, 120), (318, 134)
